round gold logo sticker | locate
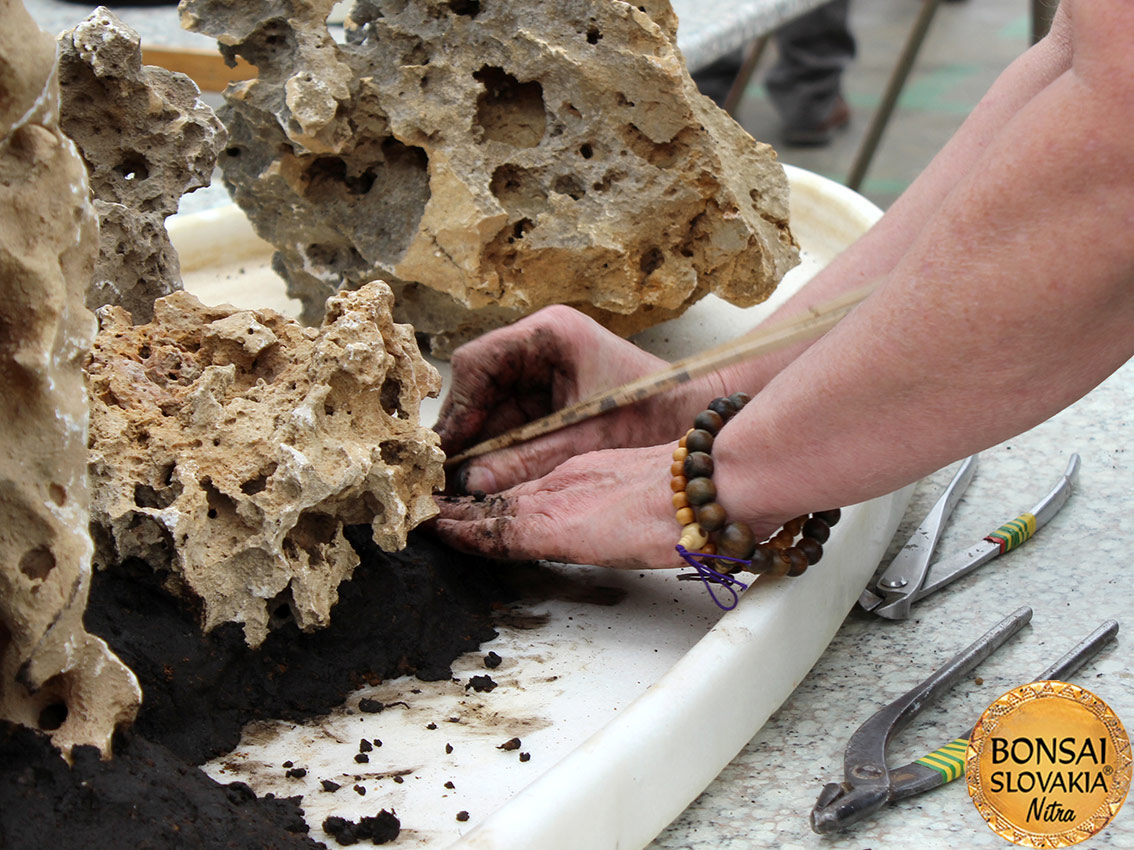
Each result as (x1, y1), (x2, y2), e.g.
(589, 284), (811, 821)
(967, 680), (1131, 846)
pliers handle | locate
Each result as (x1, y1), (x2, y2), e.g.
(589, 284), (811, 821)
(810, 608), (1119, 833)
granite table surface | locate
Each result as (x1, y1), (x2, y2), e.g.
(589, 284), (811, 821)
(23, 2), (1133, 849)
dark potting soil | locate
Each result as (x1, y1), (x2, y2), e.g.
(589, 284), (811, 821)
(0, 721), (320, 850)
(84, 527), (514, 765)
(0, 529), (520, 849)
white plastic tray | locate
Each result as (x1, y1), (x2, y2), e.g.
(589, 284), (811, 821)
(171, 165), (912, 850)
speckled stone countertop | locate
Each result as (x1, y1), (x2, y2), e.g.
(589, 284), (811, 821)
(648, 359), (1134, 849)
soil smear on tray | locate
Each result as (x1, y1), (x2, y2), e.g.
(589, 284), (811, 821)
(0, 529), (553, 849)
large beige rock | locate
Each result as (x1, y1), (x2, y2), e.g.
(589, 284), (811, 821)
(86, 283), (444, 647)
(0, 0), (141, 757)
(58, 7), (227, 323)
(181, 0), (798, 354)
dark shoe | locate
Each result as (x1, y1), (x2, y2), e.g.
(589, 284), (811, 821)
(781, 97), (851, 147)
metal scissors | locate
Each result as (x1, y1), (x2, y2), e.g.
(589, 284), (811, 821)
(810, 607), (1119, 833)
(859, 453), (1080, 619)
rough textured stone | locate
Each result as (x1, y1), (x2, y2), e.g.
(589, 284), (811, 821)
(86, 282), (444, 647)
(57, 7), (227, 323)
(0, 0), (142, 757)
(181, 0), (798, 354)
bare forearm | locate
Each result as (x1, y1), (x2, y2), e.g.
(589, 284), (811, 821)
(714, 23), (1134, 528)
(720, 11), (1074, 393)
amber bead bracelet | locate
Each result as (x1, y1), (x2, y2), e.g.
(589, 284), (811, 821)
(671, 393), (841, 609)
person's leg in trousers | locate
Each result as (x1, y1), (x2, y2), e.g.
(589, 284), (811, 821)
(765, 0), (856, 146)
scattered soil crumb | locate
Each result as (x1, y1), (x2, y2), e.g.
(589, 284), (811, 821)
(498, 737), (522, 751)
(467, 674), (497, 692)
(484, 651), (502, 668)
(456, 811), (470, 822)
(322, 811), (400, 846)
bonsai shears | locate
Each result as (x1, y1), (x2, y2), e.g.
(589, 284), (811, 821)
(810, 607), (1119, 833)
(858, 453), (1080, 619)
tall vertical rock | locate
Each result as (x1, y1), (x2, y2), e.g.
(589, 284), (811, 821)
(182, 0), (798, 354)
(0, 0), (141, 757)
(57, 7), (227, 323)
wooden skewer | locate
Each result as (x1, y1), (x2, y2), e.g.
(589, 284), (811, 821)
(443, 282), (875, 468)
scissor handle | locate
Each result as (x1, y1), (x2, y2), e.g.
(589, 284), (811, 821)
(1028, 452), (1080, 528)
(984, 454), (1079, 553)
(984, 513), (1035, 553)
(904, 452), (1081, 609)
(869, 454), (979, 605)
(916, 454), (979, 560)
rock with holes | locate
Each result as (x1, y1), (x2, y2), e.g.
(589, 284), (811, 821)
(57, 7), (226, 323)
(0, 0), (142, 757)
(86, 282), (443, 647)
(180, 0), (798, 354)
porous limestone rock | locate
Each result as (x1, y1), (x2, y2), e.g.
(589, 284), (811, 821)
(57, 7), (227, 323)
(86, 283), (444, 647)
(181, 0), (798, 353)
(0, 0), (142, 757)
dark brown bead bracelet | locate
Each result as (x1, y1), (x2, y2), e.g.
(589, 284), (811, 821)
(672, 395), (842, 590)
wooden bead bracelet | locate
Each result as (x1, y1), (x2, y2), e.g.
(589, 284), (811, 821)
(672, 393), (842, 610)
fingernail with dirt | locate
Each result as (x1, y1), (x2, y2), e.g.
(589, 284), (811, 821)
(462, 464), (498, 494)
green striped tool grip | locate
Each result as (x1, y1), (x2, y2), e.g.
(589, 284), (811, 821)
(984, 512), (1036, 554)
(915, 737), (969, 783)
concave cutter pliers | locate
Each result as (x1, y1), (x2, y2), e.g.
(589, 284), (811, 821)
(859, 453), (1081, 619)
(810, 607), (1119, 833)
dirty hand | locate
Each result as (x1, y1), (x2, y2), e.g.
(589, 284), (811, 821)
(434, 443), (694, 569)
(435, 305), (728, 493)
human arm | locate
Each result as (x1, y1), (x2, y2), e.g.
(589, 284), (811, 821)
(438, 10), (1077, 496)
(713, 0), (1134, 528)
(435, 1), (1134, 567)
(716, 5), (1078, 391)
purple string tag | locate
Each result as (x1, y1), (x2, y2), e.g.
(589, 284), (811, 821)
(675, 545), (751, 611)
